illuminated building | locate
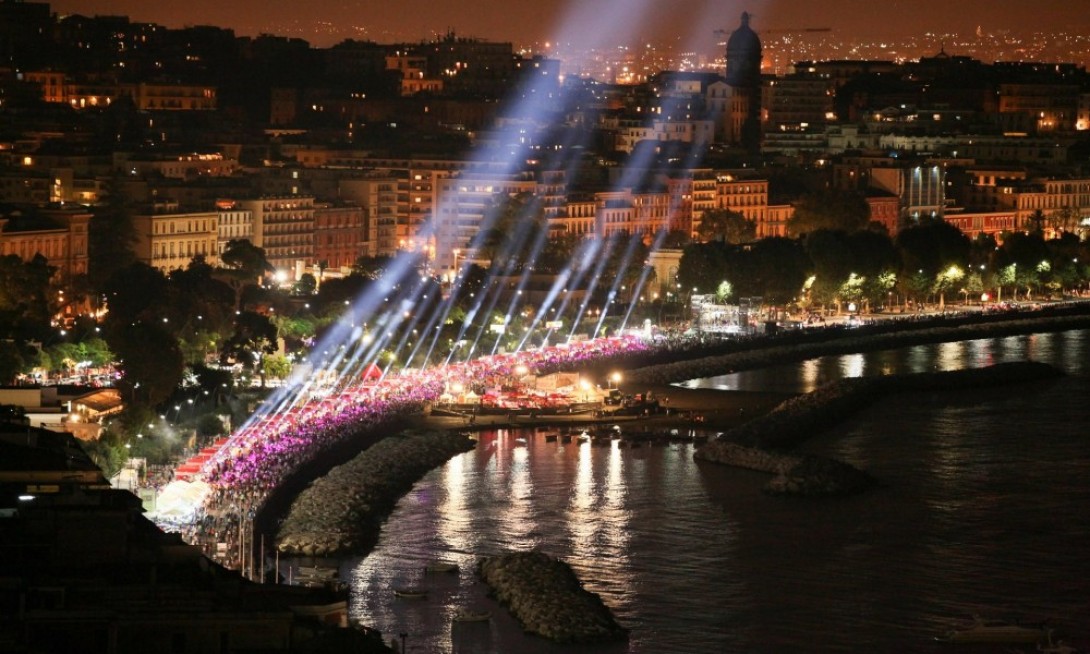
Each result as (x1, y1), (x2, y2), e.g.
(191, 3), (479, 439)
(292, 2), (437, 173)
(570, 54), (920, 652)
(0, 205), (90, 283)
(132, 203), (220, 272)
(714, 173), (768, 229)
(238, 196), (315, 279)
(314, 201), (372, 272)
(214, 200), (255, 254)
(337, 176), (398, 257)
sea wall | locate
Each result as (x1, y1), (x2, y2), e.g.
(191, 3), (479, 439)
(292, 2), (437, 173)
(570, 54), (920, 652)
(477, 551), (628, 644)
(624, 312), (1090, 386)
(276, 430), (475, 557)
(695, 361), (1064, 496)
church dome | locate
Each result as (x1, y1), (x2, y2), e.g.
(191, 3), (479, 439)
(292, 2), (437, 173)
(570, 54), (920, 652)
(725, 11), (762, 87)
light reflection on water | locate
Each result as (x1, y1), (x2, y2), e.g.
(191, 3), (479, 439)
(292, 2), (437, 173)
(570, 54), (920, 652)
(679, 329), (1089, 393)
(335, 330), (1090, 653)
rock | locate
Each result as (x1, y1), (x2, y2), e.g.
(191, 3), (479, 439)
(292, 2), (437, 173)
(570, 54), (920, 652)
(477, 551), (627, 644)
(276, 430), (475, 556)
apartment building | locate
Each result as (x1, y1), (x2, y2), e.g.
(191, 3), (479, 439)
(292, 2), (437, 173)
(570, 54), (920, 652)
(132, 204), (219, 272)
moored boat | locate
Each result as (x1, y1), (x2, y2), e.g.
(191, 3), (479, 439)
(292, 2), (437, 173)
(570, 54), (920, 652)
(393, 587), (428, 599)
(453, 609), (492, 623)
(296, 565), (338, 580)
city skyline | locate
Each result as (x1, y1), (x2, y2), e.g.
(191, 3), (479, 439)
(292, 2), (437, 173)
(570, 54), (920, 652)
(47, 0), (1090, 50)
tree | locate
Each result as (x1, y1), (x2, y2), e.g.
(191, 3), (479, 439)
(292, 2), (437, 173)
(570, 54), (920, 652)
(1047, 206), (1082, 237)
(168, 256), (235, 336)
(0, 341), (26, 384)
(477, 191), (547, 272)
(101, 263), (169, 329)
(660, 229), (691, 249)
(696, 209), (756, 244)
(191, 363), (235, 405)
(220, 311), (279, 386)
(846, 230), (899, 311)
(0, 253), (55, 341)
(1045, 233), (1088, 296)
(896, 220), (970, 287)
(196, 414), (227, 439)
(715, 280), (733, 303)
(293, 272), (317, 295)
(262, 353), (292, 382)
(220, 239), (273, 281)
(537, 232), (582, 275)
(933, 264), (965, 309)
(993, 231), (1050, 300)
(1027, 209), (1046, 234)
(88, 176), (138, 291)
(219, 239), (273, 310)
(112, 323), (185, 407)
(787, 189), (871, 236)
(746, 237), (810, 306)
(453, 263), (488, 308)
(352, 255), (394, 280)
(803, 230), (855, 310)
(678, 241), (730, 296)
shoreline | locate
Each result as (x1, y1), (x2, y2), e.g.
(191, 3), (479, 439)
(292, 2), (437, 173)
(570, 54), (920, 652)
(695, 361), (1066, 496)
(258, 307), (1090, 561)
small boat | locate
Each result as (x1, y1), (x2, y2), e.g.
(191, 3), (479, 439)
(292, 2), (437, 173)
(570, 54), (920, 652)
(424, 561), (459, 574)
(453, 610), (492, 623)
(937, 616), (1048, 644)
(296, 565), (338, 580)
(393, 588), (428, 599)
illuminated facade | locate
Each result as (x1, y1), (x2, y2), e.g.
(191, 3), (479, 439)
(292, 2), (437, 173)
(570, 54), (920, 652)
(714, 174), (769, 225)
(23, 77), (217, 111)
(1012, 177), (1090, 232)
(433, 171), (536, 269)
(125, 153), (238, 180)
(214, 202), (254, 254)
(238, 196), (315, 279)
(132, 205), (219, 273)
(337, 175), (401, 258)
(0, 206), (90, 282)
(944, 210), (1018, 239)
(314, 202), (372, 272)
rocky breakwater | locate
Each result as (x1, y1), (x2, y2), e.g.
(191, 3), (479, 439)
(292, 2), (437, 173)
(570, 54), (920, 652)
(697, 361), (1063, 497)
(477, 551), (628, 644)
(276, 430), (475, 557)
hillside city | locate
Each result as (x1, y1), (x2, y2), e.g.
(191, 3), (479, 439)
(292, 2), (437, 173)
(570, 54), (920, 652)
(1, 0), (1089, 445)
(2, 2), (1090, 651)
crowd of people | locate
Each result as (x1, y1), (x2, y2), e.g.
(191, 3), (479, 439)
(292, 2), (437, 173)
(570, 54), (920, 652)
(163, 301), (1089, 569)
(166, 334), (651, 567)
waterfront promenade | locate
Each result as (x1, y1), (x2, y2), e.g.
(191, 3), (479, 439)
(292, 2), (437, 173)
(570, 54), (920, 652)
(165, 300), (1090, 570)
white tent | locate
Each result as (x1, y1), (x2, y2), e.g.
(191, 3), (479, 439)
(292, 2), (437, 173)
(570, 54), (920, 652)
(535, 372), (580, 391)
(149, 479), (212, 522)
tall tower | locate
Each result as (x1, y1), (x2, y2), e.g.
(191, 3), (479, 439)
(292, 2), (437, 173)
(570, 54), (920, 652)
(724, 12), (763, 152)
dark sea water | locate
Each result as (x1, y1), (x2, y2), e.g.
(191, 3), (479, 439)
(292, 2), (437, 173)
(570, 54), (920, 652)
(338, 330), (1090, 653)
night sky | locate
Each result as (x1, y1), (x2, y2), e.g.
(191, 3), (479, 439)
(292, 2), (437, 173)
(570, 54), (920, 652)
(47, 0), (1090, 48)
